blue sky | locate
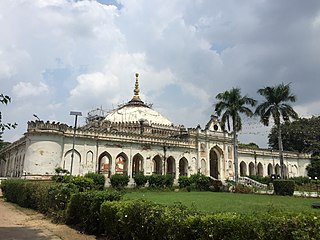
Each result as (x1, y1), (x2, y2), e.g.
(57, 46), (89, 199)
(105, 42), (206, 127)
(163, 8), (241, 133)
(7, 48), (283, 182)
(1, 0), (320, 148)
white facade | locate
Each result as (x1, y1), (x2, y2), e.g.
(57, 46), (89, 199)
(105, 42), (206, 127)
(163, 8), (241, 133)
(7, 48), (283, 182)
(0, 74), (311, 181)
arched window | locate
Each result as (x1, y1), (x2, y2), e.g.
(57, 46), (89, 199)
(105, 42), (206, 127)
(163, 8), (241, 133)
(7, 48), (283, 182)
(240, 161), (247, 177)
(166, 156), (175, 176)
(257, 162), (263, 176)
(132, 153), (144, 176)
(179, 157), (188, 177)
(152, 155), (162, 174)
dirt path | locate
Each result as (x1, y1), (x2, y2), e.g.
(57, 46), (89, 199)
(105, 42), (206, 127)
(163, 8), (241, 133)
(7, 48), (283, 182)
(0, 195), (96, 240)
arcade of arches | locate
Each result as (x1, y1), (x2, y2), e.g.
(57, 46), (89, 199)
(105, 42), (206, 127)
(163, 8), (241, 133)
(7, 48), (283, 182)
(239, 161), (298, 177)
(97, 152), (190, 179)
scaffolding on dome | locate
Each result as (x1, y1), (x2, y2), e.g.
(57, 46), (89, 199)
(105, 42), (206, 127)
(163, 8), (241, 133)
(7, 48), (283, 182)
(86, 107), (106, 123)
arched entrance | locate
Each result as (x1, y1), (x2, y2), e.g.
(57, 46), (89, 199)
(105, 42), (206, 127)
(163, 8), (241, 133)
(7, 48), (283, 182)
(152, 155), (162, 174)
(98, 151), (112, 177)
(267, 163), (273, 176)
(275, 164), (280, 176)
(132, 153), (143, 177)
(166, 156), (175, 177)
(115, 153), (128, 175)
(249, 162), (255, 176)
(240, 161), (247, 177)
(209, 148), (219, 179)
(64, 149), (81, 176)
(257, 162), (263, 176)
(201, 159), (206, 175)
(179, 157), (188, 176)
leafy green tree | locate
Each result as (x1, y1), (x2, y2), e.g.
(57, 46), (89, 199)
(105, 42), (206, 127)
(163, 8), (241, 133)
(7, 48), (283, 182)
(215, 88), (257, 182)
(0, 94), (17, 132)
(0, 132), (10, 150)
(268, 116), (320, 155)
(306, 156), (320, 178)
(255, 83), (298, 178)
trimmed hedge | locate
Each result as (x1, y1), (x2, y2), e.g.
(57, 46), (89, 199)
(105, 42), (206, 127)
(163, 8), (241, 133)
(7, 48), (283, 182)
(273, 180), (295, 196)
(110, 174), (129, 189)
(2, 179), (320, 239)
(148, 174), (174, 188)
(66, 190), (122, 234)
(99, 199), (320, 240)
(84, 172), (106, 190)
(133, 172), (148, 188)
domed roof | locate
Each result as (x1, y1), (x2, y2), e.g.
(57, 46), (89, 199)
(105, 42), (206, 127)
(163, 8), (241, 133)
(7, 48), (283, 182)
(104, 73), (172, 126)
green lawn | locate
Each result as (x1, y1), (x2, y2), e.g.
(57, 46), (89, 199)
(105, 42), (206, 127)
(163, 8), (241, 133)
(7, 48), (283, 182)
(123, 191), (320, 214)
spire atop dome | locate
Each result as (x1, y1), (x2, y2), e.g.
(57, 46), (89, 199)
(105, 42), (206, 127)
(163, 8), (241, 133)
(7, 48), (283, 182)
(128, 73), (145, 106)
(132, 73), (141, 101)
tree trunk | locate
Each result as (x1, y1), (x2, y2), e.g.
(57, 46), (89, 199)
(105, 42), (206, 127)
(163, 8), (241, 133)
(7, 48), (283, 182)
(278, 125), (284, 178)
(233, 128), (239, 183)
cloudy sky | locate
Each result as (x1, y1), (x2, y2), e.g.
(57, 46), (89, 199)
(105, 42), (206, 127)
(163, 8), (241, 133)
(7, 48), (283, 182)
(1, 0), (320, 147)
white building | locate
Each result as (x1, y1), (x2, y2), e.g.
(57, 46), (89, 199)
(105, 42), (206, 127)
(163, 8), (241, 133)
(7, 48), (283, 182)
(0, 74), (310, 182)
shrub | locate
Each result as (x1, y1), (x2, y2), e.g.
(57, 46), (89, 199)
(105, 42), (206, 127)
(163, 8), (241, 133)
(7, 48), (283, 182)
(163, 174), (174, 188)
(133, 172), (148, 188)
(273, 180), (295, 196)
(148, 174), (165, 188)
(210, 180), (223, 192)
(71, 176), (94, 192)
(66, 189), (122, 234)
(233, 183), (252, 194)
(247, 175), (270, 184)
(190, 173), (210, 191)
(84, 172), (106, 190)
(100, 200), (190, 240)
(51, 167), (71, 182)
(147, 174), (174, 188)
(110, 174), (129, 189)
(178, 176), (191, 188)
(47, 182), (78, 222)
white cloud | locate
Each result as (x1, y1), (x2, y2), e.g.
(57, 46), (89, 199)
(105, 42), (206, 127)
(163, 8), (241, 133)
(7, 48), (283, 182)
(2, 0), (320, 149)
(12, 82), (49, 98)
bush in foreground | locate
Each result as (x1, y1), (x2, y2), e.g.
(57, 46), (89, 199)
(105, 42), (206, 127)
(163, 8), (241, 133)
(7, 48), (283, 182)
(110, 174), (129, 189)
(66, 190), (122, 234)
(273, 180), (295, 196)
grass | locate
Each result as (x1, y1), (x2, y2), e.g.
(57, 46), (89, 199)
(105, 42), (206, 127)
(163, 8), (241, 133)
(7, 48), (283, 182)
(123, 191), (320, 214)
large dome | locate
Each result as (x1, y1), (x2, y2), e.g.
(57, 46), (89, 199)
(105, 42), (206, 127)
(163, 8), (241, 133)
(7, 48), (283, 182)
(104, 73), (172, 126)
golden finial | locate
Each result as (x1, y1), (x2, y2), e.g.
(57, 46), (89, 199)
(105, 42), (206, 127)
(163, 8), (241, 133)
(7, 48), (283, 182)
(130, 72), (141, 102)
(134, 73), (139, 97)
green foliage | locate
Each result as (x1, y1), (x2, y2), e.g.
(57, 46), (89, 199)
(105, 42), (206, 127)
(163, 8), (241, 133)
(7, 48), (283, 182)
(100, 198), (320, 240)
(306, 156), (320, 178)
(178, 176), (192, 188)
(66, 190), (122, 234)
(210, 179), (223, 192)
(110, 174), (129, 189)
(71, 176), (94, 192)
(100, 200), (191, 240)
(269, 117), (320, 154)
(51, 167), (71, 182)
(0, 94), (17, 132)
(84, 172), (106, 190)
(273, 180), (295, 196)
(233, 183), (253, 194)
(239, 142), (260, 149)
(190, 173), (211, 191)
(133, 172), (148, 188)
(47, 182), (78, 221)
(247, 175), (270, 184)
(289, 176), (310, 186)
(148, 174), (174, 188)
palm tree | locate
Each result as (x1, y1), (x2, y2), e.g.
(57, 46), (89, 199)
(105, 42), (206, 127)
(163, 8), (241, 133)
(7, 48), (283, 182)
(255, 83), (298, 178)
(215, 88), (257, 182)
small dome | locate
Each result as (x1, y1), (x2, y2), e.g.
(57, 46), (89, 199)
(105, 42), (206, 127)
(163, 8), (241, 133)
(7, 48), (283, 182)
(104, 73), (172, 126)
